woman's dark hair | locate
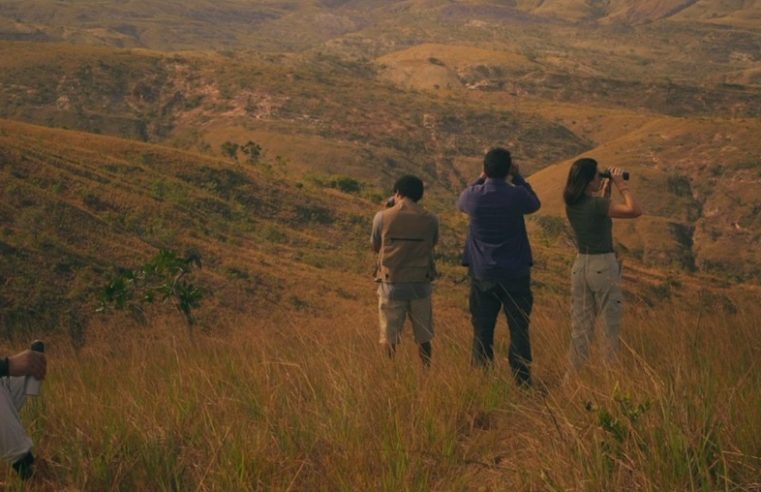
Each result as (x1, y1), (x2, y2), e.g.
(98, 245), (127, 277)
(483, 147), (512, 179)
(393, 175), (424, 202)
(563, 158), (598, 206)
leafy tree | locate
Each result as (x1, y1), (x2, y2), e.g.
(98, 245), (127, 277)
(241, 140), (263, 164)
(221, 141), (239, 160)
(98, 250), (203, 329)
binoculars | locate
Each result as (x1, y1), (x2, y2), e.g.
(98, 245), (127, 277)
(599, 169), (630, 181)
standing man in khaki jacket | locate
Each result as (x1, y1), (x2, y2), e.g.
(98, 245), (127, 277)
(371, 175), (439, 366)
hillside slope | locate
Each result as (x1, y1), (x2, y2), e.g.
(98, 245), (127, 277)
(1, 38), (758, 282)
(1, 114), (755, 347)
(0, 118), (376, 337)
(530, 115), (761, 280)
(0, 41), (592, 193)
(374, 41), (761, 118)
(519, 0), (761, 25)
(2, 1), (760, 73)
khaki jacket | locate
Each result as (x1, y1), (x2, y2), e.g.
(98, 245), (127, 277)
(375, 200), (438, 283)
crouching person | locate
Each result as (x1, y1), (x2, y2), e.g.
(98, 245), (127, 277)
(1, 348), (46, 480)
(372, 175), (439, 366)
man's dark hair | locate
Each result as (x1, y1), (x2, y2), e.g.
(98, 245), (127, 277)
(393, 175), (424, 202)
(483, 147), (512, 179)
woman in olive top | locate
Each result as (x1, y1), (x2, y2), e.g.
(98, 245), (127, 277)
(563, 158), (641, 373)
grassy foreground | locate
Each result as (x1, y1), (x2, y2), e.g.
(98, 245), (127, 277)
(3, 289), (760, 491)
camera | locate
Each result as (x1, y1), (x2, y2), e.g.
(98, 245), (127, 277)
(599, 169), (630, 181)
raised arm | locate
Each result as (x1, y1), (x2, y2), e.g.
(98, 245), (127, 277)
(607, 168), (642, 219)
(510, 164), (541, 214)
(1, 350), (47, 379)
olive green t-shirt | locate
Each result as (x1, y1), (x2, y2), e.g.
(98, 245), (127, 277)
(565, 196), (613, 254)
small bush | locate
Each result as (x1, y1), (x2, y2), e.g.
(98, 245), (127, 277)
(98, 249), (203, 328)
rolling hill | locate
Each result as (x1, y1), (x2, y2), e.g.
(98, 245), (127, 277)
(517, 0), (761, 25)
(0, 40), (591, 189)
(0, 2), (760, 489)
(0, 118), (378, 338)
(1, 114), (753, 346)
(529, 115), (761, 279)
(0, 0), (759, 337)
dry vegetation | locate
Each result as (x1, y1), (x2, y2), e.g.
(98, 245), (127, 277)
(2, 281), (759, 490)
(0, 118), (375, 338)
(0, 0), (760, 489)
(529, 115), (761, 280)
(1, 111), (757, 489)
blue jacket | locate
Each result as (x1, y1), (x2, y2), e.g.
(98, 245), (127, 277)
(457, 175), (541, 280)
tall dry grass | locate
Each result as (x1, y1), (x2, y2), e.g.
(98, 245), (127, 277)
(3, 287), (760, 491)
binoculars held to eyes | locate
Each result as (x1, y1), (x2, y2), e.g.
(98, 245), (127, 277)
(599, 169), (630, 181)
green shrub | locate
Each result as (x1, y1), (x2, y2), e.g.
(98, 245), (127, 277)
(98, 249), (203, 328)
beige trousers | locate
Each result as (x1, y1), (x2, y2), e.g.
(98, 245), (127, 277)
(0, 376), (33, 463)
(378, 296), (434, 345)
(568, 253), (623, 370)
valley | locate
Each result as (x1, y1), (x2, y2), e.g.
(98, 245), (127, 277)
(0, 1), (759, 489)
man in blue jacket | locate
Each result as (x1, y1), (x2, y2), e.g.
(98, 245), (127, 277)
(457, 147), (541, 386)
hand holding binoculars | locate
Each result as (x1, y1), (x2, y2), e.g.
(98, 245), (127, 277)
(599, 169), (630, 181)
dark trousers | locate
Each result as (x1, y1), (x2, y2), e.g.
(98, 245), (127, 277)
(469, 275), (533, 385)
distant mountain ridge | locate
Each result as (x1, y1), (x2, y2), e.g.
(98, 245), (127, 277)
(415, 0), (761, 26)
(3, 0), (758, 95)
(522, 0), (761, 26)
(1, 0), (759, 51)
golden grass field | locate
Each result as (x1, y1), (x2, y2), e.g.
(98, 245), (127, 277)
(1, 1), (760, 488)
(1, 113), (759, 489)
(2, 276), (760, 490)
